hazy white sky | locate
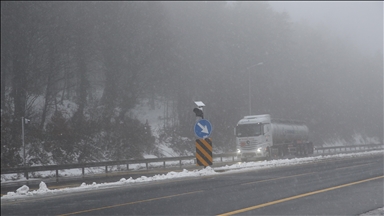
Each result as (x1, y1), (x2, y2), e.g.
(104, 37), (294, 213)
(267, 1), (383, 56)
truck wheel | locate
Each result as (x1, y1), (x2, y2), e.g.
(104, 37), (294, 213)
(278, 147), (284, 158)
(308, 142), (314, 154)
(297, 145), (302, 156)
(266, 147), (272, 160)
(303, 145), (308, 156)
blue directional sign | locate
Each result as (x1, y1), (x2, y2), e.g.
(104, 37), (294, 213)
(194, 119), (212, 138)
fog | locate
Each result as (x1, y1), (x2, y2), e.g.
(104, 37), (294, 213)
(162, 1), (383, 145)
(268, 1), (383, 56)
(1, 1), (383, 167)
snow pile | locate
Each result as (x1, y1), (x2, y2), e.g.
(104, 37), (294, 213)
(15, 185), (29, 195)
(2, 150), (383, 200)
(2, 167), (217, 200)
(214, 150), (382, 172)
(119, 167), (215, 183)
(6, 181), (51, 197)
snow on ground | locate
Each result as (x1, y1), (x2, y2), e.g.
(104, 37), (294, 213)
(128, 98), (188, 157)
(2, 150), (383, 201)
(322, 133), (381, 147)
(128, 98), (164, 140)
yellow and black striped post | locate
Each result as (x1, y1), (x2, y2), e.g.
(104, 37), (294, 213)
(195, 138), (212, 166)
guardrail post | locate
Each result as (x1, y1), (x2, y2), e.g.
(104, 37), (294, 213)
(56, 169), (59, 182)
(24, 171), (29, 180)
(105, 166), (108, 175)
(179, 160), (182, 168)
(82, 167), (85, 178)
(163, 161), (166, 169)
(127, 163), (129, 171)
(146, 162), (148, 170)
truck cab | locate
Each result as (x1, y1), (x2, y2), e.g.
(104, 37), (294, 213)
(235, 115), (272, 161)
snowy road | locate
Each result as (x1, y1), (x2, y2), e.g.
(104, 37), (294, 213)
(1, 150), (383, 215)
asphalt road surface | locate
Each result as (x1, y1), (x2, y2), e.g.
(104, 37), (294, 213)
(2, 154), (383, 215)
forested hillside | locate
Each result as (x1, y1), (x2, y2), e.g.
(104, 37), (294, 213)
(1, 2), (382, 168)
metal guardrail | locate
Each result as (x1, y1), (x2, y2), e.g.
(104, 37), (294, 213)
(1, 153), (238, 182)
(1, 144), (382, 182)
(314, 143), (383, 154)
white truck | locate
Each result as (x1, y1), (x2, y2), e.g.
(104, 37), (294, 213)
(235, 114), (313, 161)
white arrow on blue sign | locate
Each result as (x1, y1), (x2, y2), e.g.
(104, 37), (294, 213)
(194, 119), (212, 138)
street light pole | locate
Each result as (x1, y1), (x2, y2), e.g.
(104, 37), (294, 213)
(249, 72), (251, 115)
(247, 62), (263, 115)
(21, 116), (31, 179)
(22, 117), (25, 168)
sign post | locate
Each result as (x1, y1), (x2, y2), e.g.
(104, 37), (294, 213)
(193, 101), (213, 167)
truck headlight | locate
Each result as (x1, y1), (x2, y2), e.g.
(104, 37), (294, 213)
(257, 147), (262, 152)
(237, 149), (241, 154)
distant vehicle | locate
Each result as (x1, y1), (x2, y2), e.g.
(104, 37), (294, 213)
(235, 114), (313, 162)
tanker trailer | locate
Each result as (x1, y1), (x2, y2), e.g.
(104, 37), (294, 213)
(235, 114), (313, 161)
